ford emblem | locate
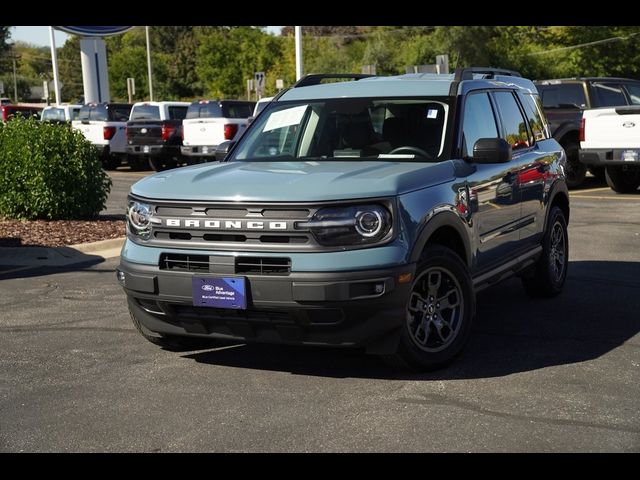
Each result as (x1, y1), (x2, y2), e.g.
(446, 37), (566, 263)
(141, 128), (148, 134)
(623, 121), (635, 128)
(201, 284), (215, 291)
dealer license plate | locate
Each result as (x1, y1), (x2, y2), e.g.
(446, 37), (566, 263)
(143, 145), (150, 153)
(621, 150), (639, 162)
(192, 277), (247, 309)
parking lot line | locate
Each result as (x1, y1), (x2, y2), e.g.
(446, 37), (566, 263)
(573, 187), (611, 194)
(570, 194), (640, 200)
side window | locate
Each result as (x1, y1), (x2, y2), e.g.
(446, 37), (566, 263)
(520, 93), (546, 142)
(539, 84), (586, 109)
(78, 105), (91, 121)
(623, 83), (640, 105)
(462, 92), (499, 157)
(110, 106), (132, 121)
(91, 105), (108, 121)
(493, 91), (530, 151)
(592, 83), (627, 107)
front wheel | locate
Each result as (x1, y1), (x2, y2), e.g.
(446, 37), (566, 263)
(521, 206), (568, 297)
(605, 165), (640, 193)
(386, 245), (475, 371)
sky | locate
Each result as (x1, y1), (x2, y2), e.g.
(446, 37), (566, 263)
(10, 26), (284, 47)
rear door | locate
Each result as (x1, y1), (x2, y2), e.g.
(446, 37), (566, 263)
(75, 105), (109, 146)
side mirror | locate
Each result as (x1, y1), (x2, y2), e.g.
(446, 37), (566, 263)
(471, 138), (512, 164)
(215, 141), (236, 161)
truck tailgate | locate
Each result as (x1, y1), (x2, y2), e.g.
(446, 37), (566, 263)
(182, 118), (247, 146)
(582, 106), (640, 149)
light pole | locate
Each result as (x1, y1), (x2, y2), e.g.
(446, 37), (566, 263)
(48, 27), (62, 105)
(295, 26), (303, 81)
(12, 55), (18, 102)
(145, 26), (154, 101)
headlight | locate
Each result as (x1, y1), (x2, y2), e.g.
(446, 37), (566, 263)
(127, 200), (152, 239)
(299, 204), (392, 246)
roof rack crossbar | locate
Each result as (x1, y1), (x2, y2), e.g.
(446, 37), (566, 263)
(292, 74), (375, 88)
(453, 67), (522, 82)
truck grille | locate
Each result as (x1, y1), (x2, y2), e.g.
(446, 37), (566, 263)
(143, 201), (321, 251)
(160, 253), (291, 275)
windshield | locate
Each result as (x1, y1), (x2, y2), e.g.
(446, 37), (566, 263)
(230, 97), (450, 162)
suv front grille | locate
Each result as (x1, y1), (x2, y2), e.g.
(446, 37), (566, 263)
(160, 253), (291, 275)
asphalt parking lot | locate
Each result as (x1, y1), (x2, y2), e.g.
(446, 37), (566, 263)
(1, 170), (638, 452)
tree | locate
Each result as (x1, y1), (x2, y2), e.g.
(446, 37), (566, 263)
(56, 36), (84, 102)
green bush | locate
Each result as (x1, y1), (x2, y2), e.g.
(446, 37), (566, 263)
(0, 116), (112, 220)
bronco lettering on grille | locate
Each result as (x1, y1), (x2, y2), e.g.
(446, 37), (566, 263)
(162, 219), (288, 230)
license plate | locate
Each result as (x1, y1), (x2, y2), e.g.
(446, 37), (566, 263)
(621, 149), (639, 162)
(143, 145), (150, 153)
(192, 277), (247, 309)
(201, 146), (208, 154)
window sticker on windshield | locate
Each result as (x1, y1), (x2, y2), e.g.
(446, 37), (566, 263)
(263, 105), (307, 132)
(427, 109), (438, 119)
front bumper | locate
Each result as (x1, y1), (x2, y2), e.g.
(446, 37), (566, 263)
(579, 148), (640, 166)
(126, 144), (182, 157)
(180, 145), (217, 157)
(117, 259), (415, 351)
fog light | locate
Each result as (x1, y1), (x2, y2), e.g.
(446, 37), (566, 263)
(374, 283), (385, 294)
(116, 270), (126, 285)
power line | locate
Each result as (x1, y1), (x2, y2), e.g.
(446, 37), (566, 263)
(528, 31), (640, 56)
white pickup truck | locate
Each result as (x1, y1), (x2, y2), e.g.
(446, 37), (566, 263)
(181, 100), (254, 161)
(580, 106), (640, 193)
(72, 103), (133, 170)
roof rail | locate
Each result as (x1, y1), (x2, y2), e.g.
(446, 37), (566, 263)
(292, 73), (375, 88)
(453, 67), (522, 81)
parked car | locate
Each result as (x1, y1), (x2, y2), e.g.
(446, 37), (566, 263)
(1, 104), (42, 122)
(0, 97), (12, 105)
(181, 100), (254, 162)
(534, 77), (640, 188)
(126, 101), (190, 171)
(580, 105), (640, 193)
(41, 104), (82, 124)
(72, 102), (133, 170)
(118, 69), (569, 371)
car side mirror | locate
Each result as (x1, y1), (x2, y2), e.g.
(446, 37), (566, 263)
(215, 141), (236, 161)
(471, 138), (512, 164)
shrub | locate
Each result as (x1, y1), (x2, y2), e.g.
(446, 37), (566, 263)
(0, 116), (111, 220)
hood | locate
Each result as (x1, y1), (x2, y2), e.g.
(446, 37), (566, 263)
(131, 160), (455, 202)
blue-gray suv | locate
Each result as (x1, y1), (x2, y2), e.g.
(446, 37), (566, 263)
(117, 68), (569, 371)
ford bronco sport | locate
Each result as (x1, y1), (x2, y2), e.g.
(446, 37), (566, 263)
(117, 69), (569, 371)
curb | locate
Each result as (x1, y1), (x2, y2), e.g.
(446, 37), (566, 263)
(70, 237), (125, 257)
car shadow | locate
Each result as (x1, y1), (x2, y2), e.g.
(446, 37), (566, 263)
(184, 260), (640, 379)
(0, 250), (107, 280)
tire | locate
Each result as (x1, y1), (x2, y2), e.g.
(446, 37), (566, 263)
(521, 206), (568, 298)
(605, 165), (640, 194)
(588, 166), (605, 183)
(101, 155), (121, 170)
(562, 141), (587, 189)
(386, 245), (475, 371)
(127, 155), (147, 172)
(129, 307), (213, 351)
(148, 156), (178, 172)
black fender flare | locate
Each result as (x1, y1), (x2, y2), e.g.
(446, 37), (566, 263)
(552, 123), (580, 146)
(544, 179), (570, 229)
(409, 209), (472, 267)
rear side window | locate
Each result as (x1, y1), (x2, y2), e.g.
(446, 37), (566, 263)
(70, 108), (81, 120)
(168, 106), (188, 120)
(462, 92), (499, 158)
(520, 93), (547, 142)
(591, 83), (626, 107)
(538, 84), (587, 109)
(622, 83), (640, 105)
(109, 105), (132, 121)
(186, 102), (223, 119)
(221, 103), (253, 118)
(78, 105), (91, 121)
(131, 105), (160, 120)
(493, 91), (530, 151)
(42, 108), (65, 122)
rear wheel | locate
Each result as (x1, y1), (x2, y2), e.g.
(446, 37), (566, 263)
(521, 206), (568, 297)
(127, 155), (147, 171)
(386, 245), (475, 371)
(562, 141), (586, 189)
(101, 155), (121, 170)
(605, 165), (640, 193)
(148, 156), (178, 172)
(588, 166), (605, 183)
(129, 307), (214, 351)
